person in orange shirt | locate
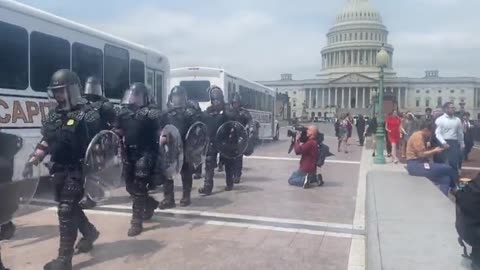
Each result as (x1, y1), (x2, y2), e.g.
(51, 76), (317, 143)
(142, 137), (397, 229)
(405, 121), (458, 196)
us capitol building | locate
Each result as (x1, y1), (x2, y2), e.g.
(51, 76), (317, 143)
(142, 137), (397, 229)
(260, 0), (480, 119)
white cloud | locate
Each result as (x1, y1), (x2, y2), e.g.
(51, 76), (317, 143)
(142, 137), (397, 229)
(94, 6), (325, 81)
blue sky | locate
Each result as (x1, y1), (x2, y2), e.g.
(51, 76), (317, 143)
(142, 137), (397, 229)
(16, 0), (480, 80)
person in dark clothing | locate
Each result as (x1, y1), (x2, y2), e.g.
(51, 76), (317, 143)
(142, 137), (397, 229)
(113, 83), (162, 237)
(288, 126), (319, 189)
(198, 86), (230, 195)
(158, 86), (203, 208)
(80, 76), (116, 210)
(463, 112), (475, 161)
(367, 116), (378, 156)
(356, 114), (366, 146)
(225, 93), (253, 184)
(23, 70), (102, 270)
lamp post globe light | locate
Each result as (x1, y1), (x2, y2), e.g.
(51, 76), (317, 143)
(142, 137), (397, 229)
(374, 46), (390, 164)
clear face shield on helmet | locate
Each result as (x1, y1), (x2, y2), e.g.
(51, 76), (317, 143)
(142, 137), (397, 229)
(84, 80), (103, 96)
(121, 89), (146, 107)
(171, 93), (187, 108)
(47, 83), (82, 111)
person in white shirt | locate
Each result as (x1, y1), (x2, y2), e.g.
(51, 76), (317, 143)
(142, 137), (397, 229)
(435, 102), (464, 171)
(463, 112), (475, 161)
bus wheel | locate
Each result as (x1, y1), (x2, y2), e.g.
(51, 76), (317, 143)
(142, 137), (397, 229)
(273, 125), (280, 141)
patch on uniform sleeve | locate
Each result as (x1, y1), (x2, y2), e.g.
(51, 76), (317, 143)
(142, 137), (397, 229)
(66, 119), (75, 126)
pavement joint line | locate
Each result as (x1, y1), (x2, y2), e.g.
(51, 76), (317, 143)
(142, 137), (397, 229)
(40, 207), (352, 238)
(30, 199), (365, 237)
(245, 155), (361, 165)
(462, 166), (480, 171)
(348, 145), (369, 270)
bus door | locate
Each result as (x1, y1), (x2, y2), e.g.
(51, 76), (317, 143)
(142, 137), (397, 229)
(146, 69), (164, 109)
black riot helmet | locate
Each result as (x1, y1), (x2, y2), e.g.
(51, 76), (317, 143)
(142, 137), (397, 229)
(209, 86), (225, 109)
(84, 76), (103, 97)
(231, 92), (242, 109)
(168, 86), (188, 108)
(47, 69), (84, 111)
(121, 83), (150, 108)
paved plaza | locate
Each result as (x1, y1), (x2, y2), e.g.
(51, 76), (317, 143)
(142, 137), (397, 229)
(2, 123), (366, 270)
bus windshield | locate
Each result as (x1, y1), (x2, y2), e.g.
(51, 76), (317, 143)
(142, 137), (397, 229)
(180, 80), (211, 102)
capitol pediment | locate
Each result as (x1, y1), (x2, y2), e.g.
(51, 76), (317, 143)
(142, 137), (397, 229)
(329, 73), (377, 84)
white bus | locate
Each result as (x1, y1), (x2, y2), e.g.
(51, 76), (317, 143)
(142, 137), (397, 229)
(0, 0), (170, 179)
(170, 67), (280, 140)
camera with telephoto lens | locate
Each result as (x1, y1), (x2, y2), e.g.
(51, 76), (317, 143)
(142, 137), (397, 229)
(287, 125), (308, 143)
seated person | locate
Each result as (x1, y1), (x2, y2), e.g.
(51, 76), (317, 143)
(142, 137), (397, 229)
(288, 125), (319, 189)
(405, 121), (458, 196)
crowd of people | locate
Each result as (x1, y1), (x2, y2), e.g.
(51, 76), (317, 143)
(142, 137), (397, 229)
(331, 103), (476, 197)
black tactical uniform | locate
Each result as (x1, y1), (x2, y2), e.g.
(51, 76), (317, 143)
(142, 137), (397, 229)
(23, 70), (101, 270)
(225, 93), (253, 184)
(80, 76), (116, 209)
(159, 86), (203, 208)
(198, 86), (230, 195)
(114, 83), (161, 237)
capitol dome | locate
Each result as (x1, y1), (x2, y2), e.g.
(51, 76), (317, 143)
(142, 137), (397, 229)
(318, 0), (396, 79)
(336, 0), (383, 24)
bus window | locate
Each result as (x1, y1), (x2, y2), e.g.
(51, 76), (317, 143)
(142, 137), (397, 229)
(155, 72), (163, 108)
(0, 21), (28, 90)
(31, 31), (70, 92)
(72, 42), (103, 88)
(104, 44), (129, 99)
(179, 81), (211, 102)
(130, 59), (145, 84)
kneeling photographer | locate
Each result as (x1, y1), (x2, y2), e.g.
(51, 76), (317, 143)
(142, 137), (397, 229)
(288, 125), (319, 188)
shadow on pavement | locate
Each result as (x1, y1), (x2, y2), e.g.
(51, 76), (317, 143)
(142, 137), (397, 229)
(73, 239), (165, 270)
(10, 224), (58, 248)
(231, 184), (264, 194)
(190, 196), (232, 208)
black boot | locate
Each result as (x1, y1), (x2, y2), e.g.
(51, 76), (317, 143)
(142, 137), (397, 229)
(75, 227), (99, 254)
(128, 196), (145, 237)
(143, 196), (159, 220)
(127, 222), (143, 237)
(180, 191), (191, 207)
(233, 176), (241, 184)
(224, 184), (234, 191)
(199, 169), (214, 196)
(43, 257), (72, 270)
(0, 222), (15, 240)
(159, 179), (176, 210)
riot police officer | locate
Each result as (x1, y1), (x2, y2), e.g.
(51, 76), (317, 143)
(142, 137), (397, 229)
(199, 86), (230, 195)
(80, 76), (116, 209)
(83, 76), (116, 129)
(114, 83), (161, 237)
(23, 70), (101, 270)
(159, 86), (203, 208)
(226, 92), (253, 184)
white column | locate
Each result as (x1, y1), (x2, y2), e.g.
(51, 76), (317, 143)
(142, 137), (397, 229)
(350, 50), (354, 66)
(396, 87), (401, 108)
(363, 87), (367, 108)
(357, 50), (360, 66)
(348, 87), (352, 108)
(405, 87), (409, 108)
(356, 87), (360, 108)
(318, 89), (322, 108)
(328, 88), (331, 107)
(363, 50), (367, 65)
(335, 88), (338, 106)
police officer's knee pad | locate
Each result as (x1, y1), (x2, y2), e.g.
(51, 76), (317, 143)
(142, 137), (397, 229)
(58, 203), (74, 218)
